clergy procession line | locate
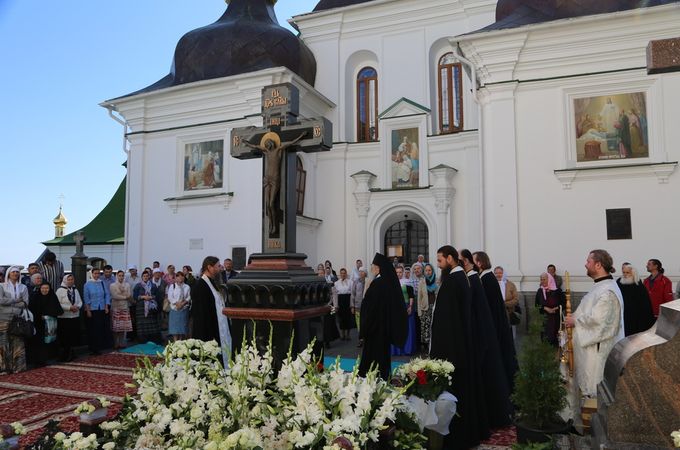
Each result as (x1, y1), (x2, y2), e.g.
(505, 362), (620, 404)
(0, 249), (676, 449)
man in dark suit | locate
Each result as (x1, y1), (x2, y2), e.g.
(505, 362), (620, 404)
(220, 258), (238, 284)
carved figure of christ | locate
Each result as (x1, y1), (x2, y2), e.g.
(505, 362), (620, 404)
(243, 132), (306, 236)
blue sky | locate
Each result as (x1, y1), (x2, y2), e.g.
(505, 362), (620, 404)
(0, 0), (319, 265)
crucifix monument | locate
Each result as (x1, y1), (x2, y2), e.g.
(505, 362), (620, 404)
(226, 83), (333, 363)
(231, 83), (331, 253)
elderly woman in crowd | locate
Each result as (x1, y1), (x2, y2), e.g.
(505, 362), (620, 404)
(133, 271), (161, 344)
(167, 271), (191, 341)
(27, 282), (62, 367)
(56, 274), (82, 362)
(418, 263), (438, 348)
(110, 270), (133, 349)
(163, 265), (177, 286)
(0, 266), (30, 373)
(535, 272), (564, 346)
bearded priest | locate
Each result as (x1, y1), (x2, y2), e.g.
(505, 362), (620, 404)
(566, 249), (625, 398)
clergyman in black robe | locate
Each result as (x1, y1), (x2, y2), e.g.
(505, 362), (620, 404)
(466, 268), (512, 429)
(191, 257), (222, 344)
(430, 245), (483, 450)
(358, 252), (406, 380)
(473, 251), (519, 393)
(617, 265), (655, 336)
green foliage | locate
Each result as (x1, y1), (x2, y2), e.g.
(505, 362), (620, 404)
(511, 441), (553, 450)
(511, 307), (568, 428)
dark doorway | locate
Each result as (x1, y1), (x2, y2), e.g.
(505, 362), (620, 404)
(384, 218), (428, 265)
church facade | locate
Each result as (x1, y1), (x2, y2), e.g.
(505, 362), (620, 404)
(103, 0), (679, 291)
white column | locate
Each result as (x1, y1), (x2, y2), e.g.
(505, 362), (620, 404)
(478, 83), (521, 274)
(429, 164), (457, 248)
(350, 171), (377, 264)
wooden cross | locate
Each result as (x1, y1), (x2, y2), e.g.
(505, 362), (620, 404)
(231, 83), (332, 254)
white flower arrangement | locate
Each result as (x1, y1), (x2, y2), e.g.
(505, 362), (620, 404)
(671, 429), (680, 448)
(53, 336), (426, 449)
(52, 431), (99, 450)
(394, 357), (455, 402)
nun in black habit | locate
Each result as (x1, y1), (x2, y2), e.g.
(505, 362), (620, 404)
(430, 246), (484, 450)
(358, 252), (406, 380)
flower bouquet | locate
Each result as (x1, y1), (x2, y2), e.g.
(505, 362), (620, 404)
(394, 358), (457, 444)
(672, 428), (680, 448)
(394, 358), (454, 402)
(75, 398), (111, 425)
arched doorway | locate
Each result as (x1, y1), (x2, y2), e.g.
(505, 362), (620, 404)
(384, 217), (429, 265)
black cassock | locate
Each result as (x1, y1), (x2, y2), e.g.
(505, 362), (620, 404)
(190, 278), (221, 344)
(430, 268), (482, 450)
(617, 279), (655, 336)
(480, 271), (518, 392)
(467, 272), (512, 430)
(359, 275), (392, 379)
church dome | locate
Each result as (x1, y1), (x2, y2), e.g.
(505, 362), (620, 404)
(130, 0), (316, 96)
(53, 207), (67, 226)
(495, 0), (679, 23)
(313, 0), (375, 12)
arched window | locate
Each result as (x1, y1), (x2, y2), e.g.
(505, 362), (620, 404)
(295, 156), (306, 216)
(357, 67), (378, 142)
(438, 53), (463, 134)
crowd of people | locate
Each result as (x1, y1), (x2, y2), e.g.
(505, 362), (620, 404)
(0, 252), (241, 374)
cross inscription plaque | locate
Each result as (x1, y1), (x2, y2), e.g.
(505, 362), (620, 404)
(231, 83), (332, 254)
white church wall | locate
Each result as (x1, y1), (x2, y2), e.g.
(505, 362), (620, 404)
(456, 2), (680, 291)
(294, 0), (495, 142)
(514, 73), (680, 292)
(108, 68), (335, 272)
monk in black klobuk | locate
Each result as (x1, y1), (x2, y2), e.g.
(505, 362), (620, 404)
(358, 252), (407, 380)
(472, 251), (519, 393)
(430, 245), (484, 450)
(460, 251), (513, 433)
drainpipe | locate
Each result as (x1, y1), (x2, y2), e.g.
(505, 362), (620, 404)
(451, 42), (485, 248)
(104, 105), (129, 156)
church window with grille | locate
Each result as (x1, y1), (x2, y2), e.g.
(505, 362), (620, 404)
(438, 53), (463, 134)
(357, 67), (378, 142)
(295, 156), (306, 216)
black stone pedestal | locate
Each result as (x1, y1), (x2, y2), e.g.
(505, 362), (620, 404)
(224, 253), (330, 367)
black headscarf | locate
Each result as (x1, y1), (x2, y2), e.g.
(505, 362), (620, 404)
(29, 282), (64, 318)
(372, 252), (408, 347)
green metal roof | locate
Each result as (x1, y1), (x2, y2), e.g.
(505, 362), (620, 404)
(43, 177), (126, 246)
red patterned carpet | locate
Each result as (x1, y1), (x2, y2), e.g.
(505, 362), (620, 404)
(0, 352), (147, 448)
(478, 425), (516, 448)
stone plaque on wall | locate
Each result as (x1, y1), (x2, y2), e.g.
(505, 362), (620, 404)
(606, 208), (632, 240)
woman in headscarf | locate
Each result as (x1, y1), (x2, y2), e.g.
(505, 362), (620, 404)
(56, 274), (82, 362)
(0, 266), (29, 373)
(27, 282), (63, 367)
(133, 271), (161, 344)
(167, 271), (191, 342)
(535, 272), (564, 346)
(109, 270), (133, 349)
(320, 264), (340, 347)
(418, 263), (438, 348)
(391, 265), (417, 356)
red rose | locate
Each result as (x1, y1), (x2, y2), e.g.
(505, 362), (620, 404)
(317, 361), (324, 373)
(416, 369), (427, 385)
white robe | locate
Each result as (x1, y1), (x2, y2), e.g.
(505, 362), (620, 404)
(572, 278), (625, 397)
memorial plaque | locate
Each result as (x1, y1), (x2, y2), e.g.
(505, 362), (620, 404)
(606, 208), (632, 240)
